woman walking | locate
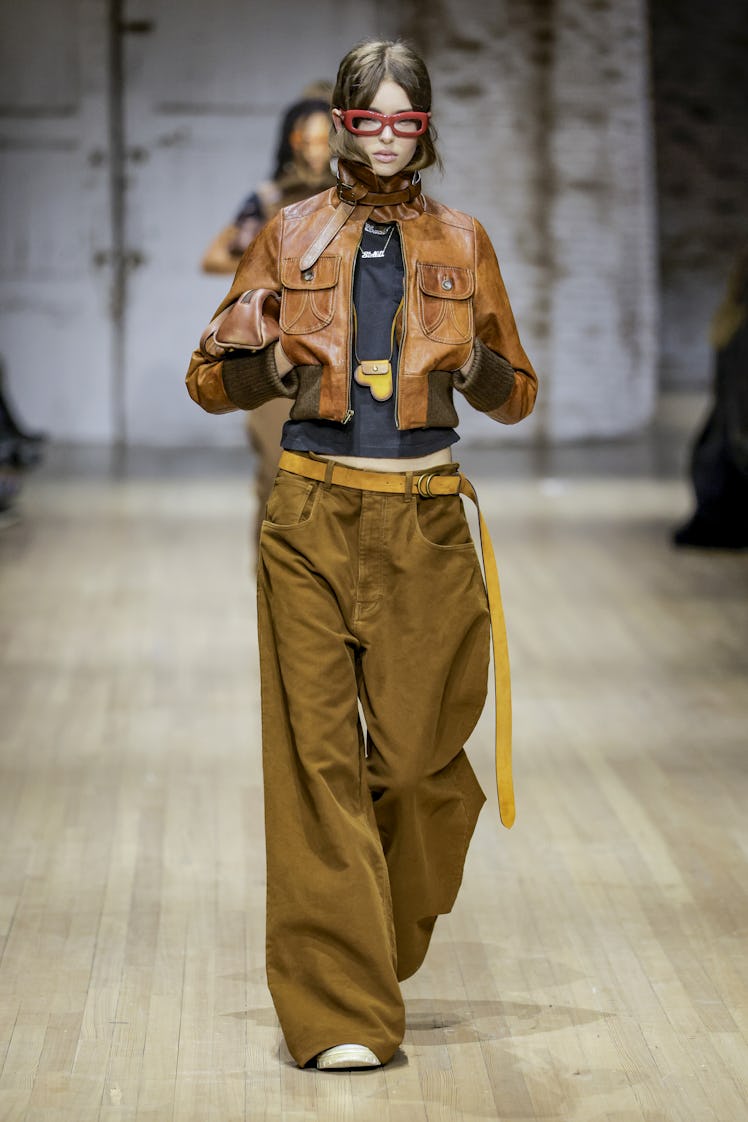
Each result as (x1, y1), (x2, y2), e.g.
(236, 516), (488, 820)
(187, 39), (537, 1070)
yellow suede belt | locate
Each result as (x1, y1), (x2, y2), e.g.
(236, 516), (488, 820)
(277, 449), (515, 829)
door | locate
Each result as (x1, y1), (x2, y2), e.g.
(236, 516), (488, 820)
(0, 0), (115, 442)
(121, 0), (391, 446)
(0, 0), (398, 447)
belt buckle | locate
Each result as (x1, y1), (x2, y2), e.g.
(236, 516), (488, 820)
(416, 472), (438, 498)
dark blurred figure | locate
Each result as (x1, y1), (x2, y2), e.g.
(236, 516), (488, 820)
(200, 84), (335, 549)
(673, 248), (748, 549)
(0, 357), (47, 519)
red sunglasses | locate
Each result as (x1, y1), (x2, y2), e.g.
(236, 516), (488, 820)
(336, 109), (431, 138)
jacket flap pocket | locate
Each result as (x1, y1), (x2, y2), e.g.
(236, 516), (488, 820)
(417, 263), (474, 299)
(281, 255), (340, 290)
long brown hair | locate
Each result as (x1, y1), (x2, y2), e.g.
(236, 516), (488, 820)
(330, 40), (442, 174)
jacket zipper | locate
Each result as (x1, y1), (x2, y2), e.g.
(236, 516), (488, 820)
(395, 221), (406, 430)
(342, 225), (365, 424)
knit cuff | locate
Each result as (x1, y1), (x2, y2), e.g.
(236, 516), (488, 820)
(221, 345), (299, 410)
(452, 338), (516, 413)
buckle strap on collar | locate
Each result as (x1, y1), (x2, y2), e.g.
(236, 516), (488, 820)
(336, 176), (420, 207)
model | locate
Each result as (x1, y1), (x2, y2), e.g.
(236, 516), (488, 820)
(186, 39), (537, 1071)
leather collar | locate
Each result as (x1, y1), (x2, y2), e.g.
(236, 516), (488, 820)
(299, 160), (423, 272)
(336, 159), (422, 208)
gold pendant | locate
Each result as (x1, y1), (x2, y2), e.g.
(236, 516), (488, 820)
(354, 360), (393, 401)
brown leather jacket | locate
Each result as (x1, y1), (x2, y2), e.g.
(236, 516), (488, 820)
(186, 160), (537, 430)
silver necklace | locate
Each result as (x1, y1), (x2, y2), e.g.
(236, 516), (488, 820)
(360, 224), (395, 259)
(364, 220), (391, 235)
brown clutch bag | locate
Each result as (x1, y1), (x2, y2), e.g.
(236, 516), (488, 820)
(200, 288), (281, 358)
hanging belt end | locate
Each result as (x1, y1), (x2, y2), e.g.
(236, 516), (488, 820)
(499, 795), (516, 829)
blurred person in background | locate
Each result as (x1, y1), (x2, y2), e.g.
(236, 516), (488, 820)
(673, 246), (748, 549)
(201, 84), (335, 549)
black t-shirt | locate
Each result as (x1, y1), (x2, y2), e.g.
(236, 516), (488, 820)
(281, 220), (458, 457)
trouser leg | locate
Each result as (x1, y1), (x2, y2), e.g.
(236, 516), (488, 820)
(358, 483), (489, 979)
(246, 397), (292, 550)
(257, 476), (404, 1067)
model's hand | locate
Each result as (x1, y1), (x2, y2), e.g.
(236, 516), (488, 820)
(274, 339), (294, 376)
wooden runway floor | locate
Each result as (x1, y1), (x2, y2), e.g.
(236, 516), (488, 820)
(0, 449), (747, 1121)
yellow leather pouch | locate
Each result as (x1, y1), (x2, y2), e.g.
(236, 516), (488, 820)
(354, 360), (393, 401)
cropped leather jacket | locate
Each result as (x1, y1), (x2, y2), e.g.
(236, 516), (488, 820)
(186, 160), (537, 431)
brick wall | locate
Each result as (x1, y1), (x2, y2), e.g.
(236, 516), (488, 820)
(398, 0), (659, 441)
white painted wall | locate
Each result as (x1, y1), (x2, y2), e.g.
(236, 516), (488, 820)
(415, 0), (659, 444)
(121, 0), (396, 446)
(0, 0), (396, 446)
(0, 0), (115, 441)
(0, 0), (658, 446)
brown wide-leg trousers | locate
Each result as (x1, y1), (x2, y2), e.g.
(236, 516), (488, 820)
(256, 459), (489, 1067)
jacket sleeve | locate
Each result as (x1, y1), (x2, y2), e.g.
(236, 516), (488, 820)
(452, 218), (538, 425)
(185, 211), (299, 414)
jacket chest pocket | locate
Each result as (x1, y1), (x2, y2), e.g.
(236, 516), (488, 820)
(416, 263), (474, 345)
(280, 255), (340, 335)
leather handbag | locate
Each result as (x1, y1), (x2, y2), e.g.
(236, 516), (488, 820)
(200, 288), (281, 359)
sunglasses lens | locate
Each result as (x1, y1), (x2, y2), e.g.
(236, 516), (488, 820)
(393, 118), (423, 135)
(349, 115), (382, 134)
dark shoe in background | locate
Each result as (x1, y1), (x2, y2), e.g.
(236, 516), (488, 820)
(673, 513), (748, 550)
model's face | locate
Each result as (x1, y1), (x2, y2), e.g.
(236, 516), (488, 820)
(293, 111), (331, 178)
(334, 79), (420, 178)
